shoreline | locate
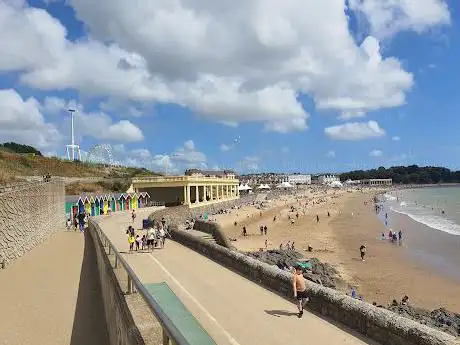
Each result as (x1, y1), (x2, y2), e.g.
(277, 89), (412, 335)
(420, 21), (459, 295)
(214, 188), (460, 313)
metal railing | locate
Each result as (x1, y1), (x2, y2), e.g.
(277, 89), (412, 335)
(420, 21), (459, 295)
(92, 221), (191, 345)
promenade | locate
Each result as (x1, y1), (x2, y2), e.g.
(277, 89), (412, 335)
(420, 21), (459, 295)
(99, 208), (376, 345)
(0, 230), (110, 345)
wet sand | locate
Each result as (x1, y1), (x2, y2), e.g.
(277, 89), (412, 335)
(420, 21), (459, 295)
(217, 190), (460, 312)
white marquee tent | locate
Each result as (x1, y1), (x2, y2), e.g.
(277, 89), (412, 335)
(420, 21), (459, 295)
(276, 181), (294, 188)
(257, 184), (270, 190)
(238, 184), (252, 191)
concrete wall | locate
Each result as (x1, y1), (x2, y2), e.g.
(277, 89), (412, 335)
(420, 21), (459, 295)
(88, 220), (145, 345)
(0, 180), (65, 265)
(169, 226), (459, 345)
(193, 220), (232, 248)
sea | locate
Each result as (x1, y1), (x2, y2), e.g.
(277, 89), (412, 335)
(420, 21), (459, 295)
(379, 186), (460, 282)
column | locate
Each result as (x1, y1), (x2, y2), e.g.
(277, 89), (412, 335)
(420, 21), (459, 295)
(195, 185), (199, 203)
(186, 185), (191, 206)
(183, 186), (187, 205)
(226, 185), (229, 198)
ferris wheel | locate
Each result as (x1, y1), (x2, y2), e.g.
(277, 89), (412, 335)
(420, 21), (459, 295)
(86, 144), (114, 165)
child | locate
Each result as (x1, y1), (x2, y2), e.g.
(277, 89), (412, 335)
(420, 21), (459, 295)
(135, 235), (141, 251)
(128, 233), (135, 253)
(141, 235), (146, 250)
(66, 218), (71, 230)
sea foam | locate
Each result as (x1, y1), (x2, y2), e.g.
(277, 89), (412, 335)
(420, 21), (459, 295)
(389, 206), (460, 236)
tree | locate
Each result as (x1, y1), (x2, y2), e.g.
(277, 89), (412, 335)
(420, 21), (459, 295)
(0, 142), (42, 156)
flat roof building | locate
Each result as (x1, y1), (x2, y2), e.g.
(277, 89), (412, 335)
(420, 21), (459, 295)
(131, 170), (239, 208)
(361, 178), (392, 186)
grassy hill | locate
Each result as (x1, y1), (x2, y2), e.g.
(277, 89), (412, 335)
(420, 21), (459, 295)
(0, 149), (162, 193)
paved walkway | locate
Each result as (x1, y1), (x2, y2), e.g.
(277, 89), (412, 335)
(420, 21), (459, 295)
(0, 230), (110, 345)
(99, 208), (377, 345)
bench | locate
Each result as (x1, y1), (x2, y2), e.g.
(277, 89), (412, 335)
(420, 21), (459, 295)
(144, 282), (216, 345)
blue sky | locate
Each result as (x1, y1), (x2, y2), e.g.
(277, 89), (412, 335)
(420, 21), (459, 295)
(1, 0), (459, 174)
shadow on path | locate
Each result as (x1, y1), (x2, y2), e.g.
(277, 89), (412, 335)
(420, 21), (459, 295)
(70, 232), (110, 345)
(265, 309), (298, 317)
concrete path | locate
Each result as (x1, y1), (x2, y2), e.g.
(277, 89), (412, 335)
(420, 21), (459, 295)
(99, 209), (377, 345)
(0, 230), (110, 345)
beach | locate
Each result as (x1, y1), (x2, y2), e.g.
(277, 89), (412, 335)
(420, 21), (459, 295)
(215, 188), (460, 313)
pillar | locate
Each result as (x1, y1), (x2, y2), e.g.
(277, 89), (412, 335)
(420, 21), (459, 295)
(226, 185), (229, 198)
(186, 185), (191, 206)
(183, 186), (187, 205)
(195, 185), (199, 203)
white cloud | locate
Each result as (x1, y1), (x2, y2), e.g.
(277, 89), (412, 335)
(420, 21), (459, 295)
(370, 149), (383, 157)
(348, 0), (450, 40)
(38, 97), (144, 143)
(220, 143), (234, 152)
(95, 141), (207, 173)
(326, 150), (336, 158)
(0, 89), (61, 148)
(392, 136), (401, 141)
(325, 120), (386, 140)
(1, 1), (448, 131)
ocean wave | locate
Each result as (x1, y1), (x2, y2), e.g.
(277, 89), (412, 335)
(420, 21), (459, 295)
(389, 207), (460, 236)
(383, 193), (397, 201)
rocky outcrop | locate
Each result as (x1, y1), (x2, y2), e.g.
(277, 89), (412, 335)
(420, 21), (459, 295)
(387, 305), (460, 337)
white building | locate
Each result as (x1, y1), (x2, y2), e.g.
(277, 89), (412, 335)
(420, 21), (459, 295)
(318, 174), (340, 185)
(288, 174), (311, 185)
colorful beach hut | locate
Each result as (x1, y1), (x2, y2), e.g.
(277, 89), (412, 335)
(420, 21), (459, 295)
(65, 195), (80, 220)
(94, 196), (101, 216)
(125, 194), (131, 210)
(110, 195), (116, 212)
(131, 193), (138, 210)
(84, 197), (91, 216)
(138, 192), (150, 208)
(118, 194), (126, 211)
(89, 196), (96, 216)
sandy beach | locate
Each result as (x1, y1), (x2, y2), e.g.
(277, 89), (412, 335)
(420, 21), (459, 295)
(215, 188), (460, 312)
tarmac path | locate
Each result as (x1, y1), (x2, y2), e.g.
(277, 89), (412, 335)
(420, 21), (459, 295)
(99, 208), (377, 345)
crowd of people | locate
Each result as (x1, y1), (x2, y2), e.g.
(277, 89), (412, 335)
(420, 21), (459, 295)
(127, 212), (170, 253)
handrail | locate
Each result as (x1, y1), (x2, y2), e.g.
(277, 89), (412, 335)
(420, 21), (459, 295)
(90, 220), (191, 345)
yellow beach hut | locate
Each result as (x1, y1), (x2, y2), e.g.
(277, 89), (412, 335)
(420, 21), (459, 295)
(102, 195), (109, 214)
(84, 196), (91, 215)
(131, 193), (138, 210)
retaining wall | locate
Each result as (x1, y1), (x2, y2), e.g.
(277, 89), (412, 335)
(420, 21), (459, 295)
(88, 220), (145, 345)
(0, 180), (65, 265)
(192, 220), (232, 248)
(169, 225), (459, 345)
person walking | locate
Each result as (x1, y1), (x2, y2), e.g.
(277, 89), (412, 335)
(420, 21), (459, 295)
(242, 226), (247, 236)
(293, 264), (309, 318)
(159, 226), (166, 248)
(131, 210), (136, 224)
(77, 212), (86, 233)
(264, 225), (267, 235)
(360, 245), (366, 261)
(146, 226), (155, 251)
(316, 214), (319, 223)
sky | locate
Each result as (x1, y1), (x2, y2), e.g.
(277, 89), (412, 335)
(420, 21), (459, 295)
(1, 0), (459, 174)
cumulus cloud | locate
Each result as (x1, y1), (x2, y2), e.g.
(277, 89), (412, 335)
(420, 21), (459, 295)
(38, 97), (144, 143)
(370, 149), (383, 157)
(99, 140), (207, 173)
(325, 121), (386, 140)
(348, 0), (450, 40)
(1, 1), (449, 131)
(0, 89), (61, 148)
(220, 143), (234, 152)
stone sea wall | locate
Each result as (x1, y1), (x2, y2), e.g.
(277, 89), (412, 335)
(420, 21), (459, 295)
(0, 180), (65, 265)
(192, 220), (232, 248)
(168, 225), (459, 345)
